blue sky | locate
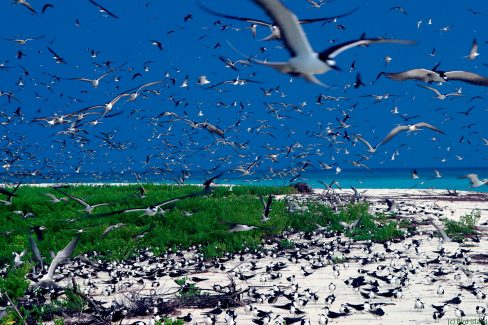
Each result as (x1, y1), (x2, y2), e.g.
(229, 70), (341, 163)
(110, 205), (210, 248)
(0, 0), (487, 181)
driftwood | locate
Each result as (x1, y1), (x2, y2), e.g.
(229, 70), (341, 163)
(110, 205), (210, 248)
(430, 219), (451, 242)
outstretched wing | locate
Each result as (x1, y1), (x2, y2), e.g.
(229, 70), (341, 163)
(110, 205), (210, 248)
(47, 235), (79, 278)
(253, 0), (314, 57)
(319, 38), (414, 61)
(444, 71), (488, 86)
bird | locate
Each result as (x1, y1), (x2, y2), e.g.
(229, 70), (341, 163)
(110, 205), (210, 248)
(379, 122), (445, 145)
(41, 3), (54, 14)
(417, 84), (462, 100)
(444, 294), (462, 305)
(233, 0), (413, 85)
(461, 174), (488, 188)
(384, 68), (488, 86)
(454, 308), (466, 319)
(13, 250), (26, 268)
(101, 223), (126, 237)
(67, 70), (114, 88)
(433, 311), (445, 322)
(411, 169), (420, 179)
(465, 39), (480, 60)
(54, 188), (110, 214)
(355, 135), (379, 153)
(260, 194), (273, 222)
(33, 234), (80, 288)
(227, 224), (259, 232)
(414, 298), (425, 311)
(45, 193), (68, 203)
(88, 0), (118, 18)
(47, 46), (67, 64)
(198, 1), (357, 41)
(13, 0), (36, 14)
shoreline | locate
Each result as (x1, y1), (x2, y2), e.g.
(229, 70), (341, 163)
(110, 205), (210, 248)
(1, 182), (486, 192)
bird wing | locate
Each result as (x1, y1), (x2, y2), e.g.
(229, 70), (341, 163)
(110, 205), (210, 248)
(46, 235), (79, 279)
(253, 0), (314, 57)
(470, 39), (478, 56)
(319, 38), (414, 61)
(380, 125), (409, 144)
(44, 193), (56, 199)
(356, 135), (374, 151)
(414, 122), (445, 134)
(444, 71), (488, 86)
(264, 194), (273, 217)
(463, 173), (480, 185)
(29, 234), (43, 266)
(197, 1), (272, 26)
(88, 0), (118, 18)
(56, 189), (89, 207)
(417, 84), (441, 96)
(384, 69), (435, 81)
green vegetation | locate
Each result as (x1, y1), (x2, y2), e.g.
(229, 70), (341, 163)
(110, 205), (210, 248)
(443, 209), (481, 241)
(175, 277), (203, 299)
(0, 185), (406, 308)
(287, 201), (404, 241)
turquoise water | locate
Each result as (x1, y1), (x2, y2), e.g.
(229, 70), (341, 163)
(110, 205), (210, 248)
(10, 167), (487, 192)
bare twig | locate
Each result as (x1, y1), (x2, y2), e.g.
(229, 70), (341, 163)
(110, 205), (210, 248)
(3, 292), (28, 325)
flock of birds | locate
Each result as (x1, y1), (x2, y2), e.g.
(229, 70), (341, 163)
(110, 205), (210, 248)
(3, 187), (488, 325)
(0, 0), (487, 323)
(0, 0), (486, 186)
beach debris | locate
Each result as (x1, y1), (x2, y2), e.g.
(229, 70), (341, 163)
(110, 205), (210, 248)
(431, 219), (451, 242)
(292, 182), (313, 194)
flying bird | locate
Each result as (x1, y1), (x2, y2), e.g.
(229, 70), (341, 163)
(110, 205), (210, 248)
(229, 0), (413, 85)
(465, 39), (479, 60)
(198, 1), (358, 41)
(417, 84), (463, 100)
(461, 174), (488, 188)
(54, 188), (110, 214)
(13, 0), (36, 14)
(260, 194), (273, 222)
(47, 46), (67, 64)
(88, 0), (118, 18)
(33, 234), (80, 288)
(384, 68), (488, 86)
(380, 122), (445, 145)
(41, 3), (54, 14)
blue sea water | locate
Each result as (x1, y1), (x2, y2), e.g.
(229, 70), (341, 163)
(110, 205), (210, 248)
(9, 167), (488, 192)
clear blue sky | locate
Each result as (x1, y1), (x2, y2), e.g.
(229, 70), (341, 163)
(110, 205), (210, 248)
(0, 0), (487, 181)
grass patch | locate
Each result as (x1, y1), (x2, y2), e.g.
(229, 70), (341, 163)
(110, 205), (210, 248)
(443, 209), (481, 241)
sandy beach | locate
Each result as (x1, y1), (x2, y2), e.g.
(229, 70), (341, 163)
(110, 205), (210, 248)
(16, 188), (486, 325)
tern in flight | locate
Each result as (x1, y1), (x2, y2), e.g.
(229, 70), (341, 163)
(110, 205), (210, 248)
(384, 68), (488, 86)
(55, 188), (110, 214)
(417, 85), (463, 100)
(380, 122), (445, 145)
(462, 174), (488, 188)
(239, 0), (413, 85)
(67, 70), (115, 88)
(33, 234), (80, 288)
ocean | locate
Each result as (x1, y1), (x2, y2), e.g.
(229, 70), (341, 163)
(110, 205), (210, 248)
(6, 167), (487, 192)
